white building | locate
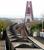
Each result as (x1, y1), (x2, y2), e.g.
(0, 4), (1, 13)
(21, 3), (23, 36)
(10, 18), (24, 24)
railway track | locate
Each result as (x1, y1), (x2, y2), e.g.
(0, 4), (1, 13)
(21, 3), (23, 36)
(6, 23), (43, 50)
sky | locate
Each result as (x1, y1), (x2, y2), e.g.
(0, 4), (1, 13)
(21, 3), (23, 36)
(0, 0), (44, 19)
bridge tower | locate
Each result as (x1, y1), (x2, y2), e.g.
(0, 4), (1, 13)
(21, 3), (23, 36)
(25, 1), (33, 23)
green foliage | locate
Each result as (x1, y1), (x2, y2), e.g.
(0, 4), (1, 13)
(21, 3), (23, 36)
(31, 22), (44, 32)
(31, 24), (39, 32)
(0, 20), (12, 32)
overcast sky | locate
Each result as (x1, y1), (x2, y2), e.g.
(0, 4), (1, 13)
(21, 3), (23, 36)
(0, 0), (44, 18)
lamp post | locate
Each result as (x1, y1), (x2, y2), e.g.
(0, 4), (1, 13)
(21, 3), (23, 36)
(42, 18), (43, 32)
